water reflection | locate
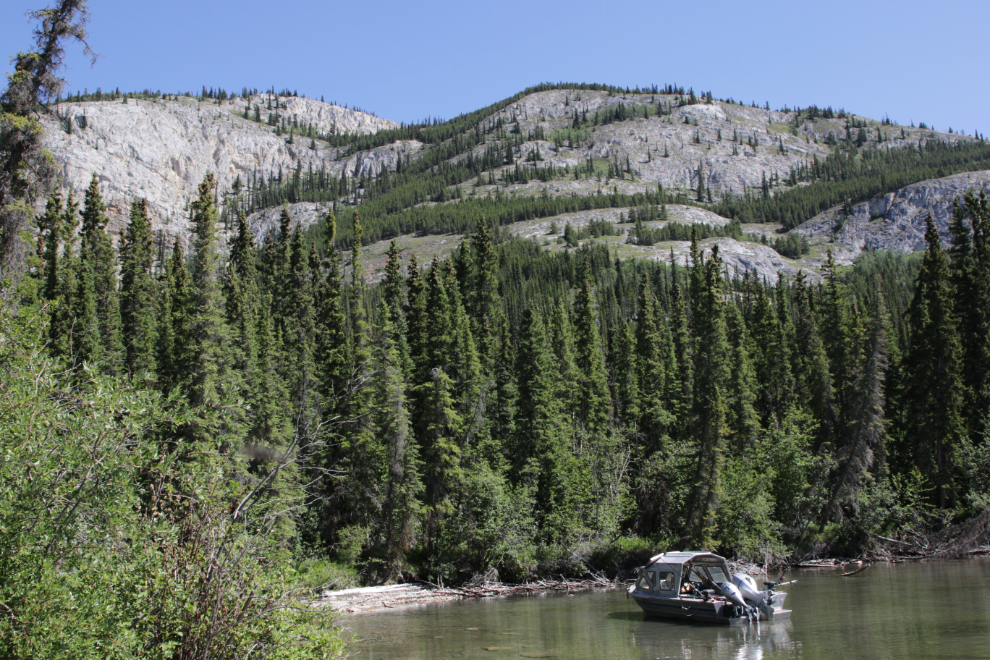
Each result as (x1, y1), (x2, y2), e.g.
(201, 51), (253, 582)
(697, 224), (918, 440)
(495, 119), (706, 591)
(342, 559), (990, 660)
(632, 619), (792, 660)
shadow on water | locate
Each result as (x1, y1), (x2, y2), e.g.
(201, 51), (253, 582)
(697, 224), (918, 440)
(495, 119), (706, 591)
(606, 611), (646, 622)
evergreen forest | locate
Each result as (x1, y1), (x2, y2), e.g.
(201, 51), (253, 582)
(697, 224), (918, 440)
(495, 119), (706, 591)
(13, 175), (990, 589)
(4, 4), (990, 657)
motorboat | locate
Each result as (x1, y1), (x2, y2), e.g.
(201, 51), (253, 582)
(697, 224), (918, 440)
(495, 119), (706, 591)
(628, 551), (792, 624)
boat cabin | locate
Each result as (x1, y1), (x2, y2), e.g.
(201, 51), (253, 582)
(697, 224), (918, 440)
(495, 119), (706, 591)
(635, 551), (733, 598)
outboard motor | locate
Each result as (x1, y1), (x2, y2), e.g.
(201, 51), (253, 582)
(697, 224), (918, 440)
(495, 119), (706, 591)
(733, 573), (783, 620)
(719, 581), (758, 622)
(732, 574), (764, 605)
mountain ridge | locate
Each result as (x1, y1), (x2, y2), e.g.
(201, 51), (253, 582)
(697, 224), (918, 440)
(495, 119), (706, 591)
(38, 85), (989, 276)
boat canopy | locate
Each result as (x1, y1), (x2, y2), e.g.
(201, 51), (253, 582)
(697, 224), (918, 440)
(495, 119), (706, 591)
(636, 551), (733, 597)
(646, 551), (728, 568)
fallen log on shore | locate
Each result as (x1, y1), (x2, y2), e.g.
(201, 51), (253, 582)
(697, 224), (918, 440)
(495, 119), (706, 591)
(317, 577), (618, 614)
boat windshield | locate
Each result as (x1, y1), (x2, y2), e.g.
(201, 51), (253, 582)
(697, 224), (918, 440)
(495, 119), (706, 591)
(707, 566), (728, 583)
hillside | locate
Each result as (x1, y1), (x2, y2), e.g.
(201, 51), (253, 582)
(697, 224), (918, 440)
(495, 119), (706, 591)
(40, 92), (403, 245)
(39, 84), (990, 275)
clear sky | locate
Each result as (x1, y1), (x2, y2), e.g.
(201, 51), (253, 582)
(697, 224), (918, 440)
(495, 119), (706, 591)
(2, 0), (986, 134)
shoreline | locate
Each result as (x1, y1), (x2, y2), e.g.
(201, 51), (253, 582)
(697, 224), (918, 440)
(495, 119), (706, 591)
(318, 551), (990, 614)
(318, 578), (619, 614)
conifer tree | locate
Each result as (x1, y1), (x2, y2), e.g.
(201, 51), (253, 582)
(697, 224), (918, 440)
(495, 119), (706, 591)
(71, 238), (101, 367)
(516, 306), (576, 542)
(823, 277), (890, 521)
(550, 297), (580, 414)
(79, 174), (123, 373)
(157, 239), (191, 393)
(483, 311), (518, 466)
(315, 210), (349, 410)
(686, 246), (730, 545)
(249, 292), (292, 449)
(382, 239), (411, 374)
(38, 193), (63, 303)
(418, 364), (463, 553)
(373, 299), (422, 579)
(283, 225), (319, 420)
(903, 216), (966, 508)
(470, 218), (501, 369)
(749, 281), (794, 425)
(574, 259), (612, 434)
(792, 271), (836, 448)
(224, 213), (258, 387)
(185, 173), (238, 415)
(669, 283), (694, 435)
(615, 319), (641, 427)
(725, 302), (760, 448)
(821, 250), (854, 429)
(339, 211), (384, 535)
(950, 192), (990, 440)
(405, 253), (428, 376)
(119, 198), (157, 376)
(636, 274), (673, 445)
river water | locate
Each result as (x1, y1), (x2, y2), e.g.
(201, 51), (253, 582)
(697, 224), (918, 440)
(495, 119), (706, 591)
(341, 559), (990, 659)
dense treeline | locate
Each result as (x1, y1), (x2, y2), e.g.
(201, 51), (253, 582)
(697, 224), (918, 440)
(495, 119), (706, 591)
(715, 140), (990, 230)
(624, 204), (744, 246)
(17, 174), (990, 596)
(304, 187), (695, 250)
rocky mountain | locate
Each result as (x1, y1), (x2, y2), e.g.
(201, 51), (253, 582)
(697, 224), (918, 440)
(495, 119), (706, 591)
(38, 86), (988, 278)
(41, 93), (405, 246)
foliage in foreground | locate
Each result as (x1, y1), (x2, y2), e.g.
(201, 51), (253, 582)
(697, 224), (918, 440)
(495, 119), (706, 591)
(0, 292), (342, 659)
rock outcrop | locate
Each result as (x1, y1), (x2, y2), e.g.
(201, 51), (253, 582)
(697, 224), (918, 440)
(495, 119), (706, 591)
(796, 171), (990, 263)
(39, 95), (399, 245)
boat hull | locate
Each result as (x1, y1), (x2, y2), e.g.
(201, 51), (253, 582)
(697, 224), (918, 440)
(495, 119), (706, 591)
(631, 593), (791, 624)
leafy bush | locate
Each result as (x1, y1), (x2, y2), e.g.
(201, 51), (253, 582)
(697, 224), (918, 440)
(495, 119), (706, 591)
(0, 296), (342, 659)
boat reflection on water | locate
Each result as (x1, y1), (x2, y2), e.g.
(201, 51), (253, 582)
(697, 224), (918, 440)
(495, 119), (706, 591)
(630, 618), (794, 660)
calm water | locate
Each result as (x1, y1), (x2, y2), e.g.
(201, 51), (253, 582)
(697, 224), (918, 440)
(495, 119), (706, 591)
(341, 559), (990, 659)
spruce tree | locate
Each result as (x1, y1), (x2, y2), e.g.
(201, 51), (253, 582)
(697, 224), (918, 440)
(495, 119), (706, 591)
(373, 299), (422, 579)
(283, 225), (319, 419)
(340, 211), (384, 534)
(185, 173), (238, 415)
(550, 297), (580, 414)
(224, 212), (258, 388)
(792, 271), (836, 448)
(470, 218), (501, 369)
(823, 277), (890, 521)
(669, 283), (694, 436)
(749, 281), (794, 426)
(725, 302), (760, 448)
(71, 234), (101, 367)
(382, 239), (411, 374)
(685, 246), (731, 545)
(950, 192), (990, 441)
(574, 258), (612, 434)
(119, 198), (157, 376)
(79, 174), (123, 373)
(903, 216), (966, 508)
(38, 193), (63, 303)
(156, 239), (191, 393)
(516, 306), (576, 543)
(821, 250), (854, 431)
(315, 209), (349, 411)
(636, 274), (673, 445)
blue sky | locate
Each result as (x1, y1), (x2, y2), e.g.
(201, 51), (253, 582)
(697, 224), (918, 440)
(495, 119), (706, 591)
(2, 0), (986, 133)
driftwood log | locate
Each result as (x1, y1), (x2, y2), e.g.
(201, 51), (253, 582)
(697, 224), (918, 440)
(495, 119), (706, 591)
(318, 576), (617, 614)
(867, 506), (990, 561)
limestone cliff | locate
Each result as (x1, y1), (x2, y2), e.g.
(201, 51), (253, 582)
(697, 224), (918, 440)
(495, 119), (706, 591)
(796, 171), (990, 263)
